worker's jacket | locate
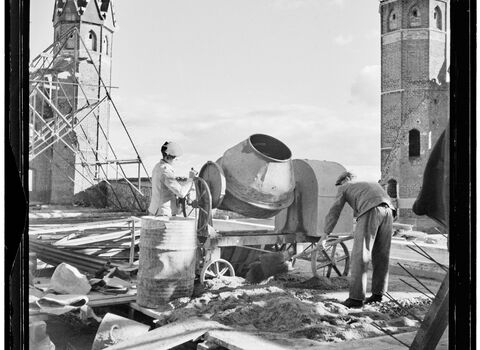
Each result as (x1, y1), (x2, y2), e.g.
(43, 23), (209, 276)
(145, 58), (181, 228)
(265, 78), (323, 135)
(148, 160), (192, 216)
(324, 181), (395, 234)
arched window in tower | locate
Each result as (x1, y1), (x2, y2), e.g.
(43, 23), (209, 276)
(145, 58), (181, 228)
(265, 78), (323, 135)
(434, 6), (442, 30)
(66, 33), (75, 49)
(103, 36), (109, 55)
(409, 129), (421, 157)
(409, 6), (421, 27)
(387, 179), (398, 198)
(87, 30), (97, 51)
(388, 9), (399, 31)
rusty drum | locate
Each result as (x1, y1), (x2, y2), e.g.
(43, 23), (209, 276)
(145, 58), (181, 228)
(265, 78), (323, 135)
(137, 216), (197, 308)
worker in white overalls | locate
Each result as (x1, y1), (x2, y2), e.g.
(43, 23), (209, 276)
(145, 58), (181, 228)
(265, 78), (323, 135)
(148, 141), (194, 217)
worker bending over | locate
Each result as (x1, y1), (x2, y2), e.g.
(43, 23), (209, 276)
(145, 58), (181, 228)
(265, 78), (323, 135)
(323, 172), (396, 308)
(148, 141), (194, 217)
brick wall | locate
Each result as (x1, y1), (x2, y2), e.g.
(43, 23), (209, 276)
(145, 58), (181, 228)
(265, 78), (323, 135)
(380, 0), (449, 230)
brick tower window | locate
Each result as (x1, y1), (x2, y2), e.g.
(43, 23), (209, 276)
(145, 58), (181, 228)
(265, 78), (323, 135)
(434, 6), (442, 30)
(387, 179), (398, 198)
(409, 6), (421, 27)
(408, 129), (421, 157)
(388, 10), (399, 31)
(88, 30), (97, 51)
(66, 33), (75, 49)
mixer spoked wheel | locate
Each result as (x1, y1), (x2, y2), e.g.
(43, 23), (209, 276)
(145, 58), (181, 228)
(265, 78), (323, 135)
(311, 238), (350, 278)
(200, 259), (235, 284)
(193, 177), (213, 237)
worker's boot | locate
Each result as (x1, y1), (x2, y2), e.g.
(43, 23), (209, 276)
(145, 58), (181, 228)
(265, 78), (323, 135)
(342, 298), (364, 308)
(364, 293), (383, 304)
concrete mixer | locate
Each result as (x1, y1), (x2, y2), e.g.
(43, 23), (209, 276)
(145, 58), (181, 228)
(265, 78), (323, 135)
(191, 134), (354, 283)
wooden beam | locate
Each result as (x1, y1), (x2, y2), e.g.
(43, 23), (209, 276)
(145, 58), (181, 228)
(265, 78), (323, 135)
(53, 229), (140, 247)
(87, 293), (137, 308)
(29, 218), (140, 234)
(204, 330), (323, 350)
(129, 302), (173, 320)
(409, 272), (449, 350)
(213, 234), (297, 247)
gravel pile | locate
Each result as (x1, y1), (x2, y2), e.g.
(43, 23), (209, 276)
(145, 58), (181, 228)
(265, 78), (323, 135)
(155, 276), (430, 343)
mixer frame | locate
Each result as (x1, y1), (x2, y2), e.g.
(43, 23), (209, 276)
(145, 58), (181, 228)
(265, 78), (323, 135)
(191, 177), (352, 284)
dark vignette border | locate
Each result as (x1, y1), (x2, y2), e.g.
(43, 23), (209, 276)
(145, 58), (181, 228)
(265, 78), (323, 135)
(5, 0), (29, 349)
(449, 0), (475, 349)
(4, 0), (476, 349)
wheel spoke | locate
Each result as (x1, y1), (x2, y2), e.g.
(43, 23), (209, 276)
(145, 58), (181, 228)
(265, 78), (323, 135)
(336, 255), (348, 262)
(214, 262), (220, 276)
(219, 267), (229, 276)
(330, 244), (337, 258)
(205, 270), (216, 277)
(331, 264), (342, 276)
(315, 262), (331, 269)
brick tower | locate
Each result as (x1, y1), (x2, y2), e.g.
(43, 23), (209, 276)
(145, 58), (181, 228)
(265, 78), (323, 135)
(379, 0), (449, 229)
(29, 0), (116, 204)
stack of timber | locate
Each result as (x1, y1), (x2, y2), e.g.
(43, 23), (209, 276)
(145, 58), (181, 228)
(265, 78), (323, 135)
(29, 217), (141, 274)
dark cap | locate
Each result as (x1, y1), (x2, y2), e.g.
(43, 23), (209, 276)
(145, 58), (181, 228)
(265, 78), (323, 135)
(335, 171), (354, 186)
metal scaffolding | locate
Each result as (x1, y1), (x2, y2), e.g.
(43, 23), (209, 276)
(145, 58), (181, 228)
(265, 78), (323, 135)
(29, 27), (151, 210)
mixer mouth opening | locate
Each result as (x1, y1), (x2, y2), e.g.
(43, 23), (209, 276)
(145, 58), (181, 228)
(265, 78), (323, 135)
(248, 134), (292, 161)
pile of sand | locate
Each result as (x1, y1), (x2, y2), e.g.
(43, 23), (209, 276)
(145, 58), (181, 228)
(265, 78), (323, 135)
(156, 277), (429, 343)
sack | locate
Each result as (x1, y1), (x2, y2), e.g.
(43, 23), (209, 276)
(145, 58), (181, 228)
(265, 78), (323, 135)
(49, 263), (91, 295)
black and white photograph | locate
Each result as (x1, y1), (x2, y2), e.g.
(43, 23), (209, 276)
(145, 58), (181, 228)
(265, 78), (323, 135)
(5, 0), (474, 349)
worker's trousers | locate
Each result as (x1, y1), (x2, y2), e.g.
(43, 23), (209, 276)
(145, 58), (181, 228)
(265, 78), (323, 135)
(349, 205), (393, 301)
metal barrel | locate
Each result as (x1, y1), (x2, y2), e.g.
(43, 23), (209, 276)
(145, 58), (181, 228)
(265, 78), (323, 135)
(217, 134), (295, 218)
(137, 216), (196, 308)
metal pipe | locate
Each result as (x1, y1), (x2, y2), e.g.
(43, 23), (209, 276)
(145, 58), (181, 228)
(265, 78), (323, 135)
(129, 219), (135, 265)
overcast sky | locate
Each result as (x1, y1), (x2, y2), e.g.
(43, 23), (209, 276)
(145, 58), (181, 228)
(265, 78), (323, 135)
(30, 0), (381, 181)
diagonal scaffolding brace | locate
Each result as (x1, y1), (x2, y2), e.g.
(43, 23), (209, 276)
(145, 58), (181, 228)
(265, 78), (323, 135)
(29, 27), (151, 210)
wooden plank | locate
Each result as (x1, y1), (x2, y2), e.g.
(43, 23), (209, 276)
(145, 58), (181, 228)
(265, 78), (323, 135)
(205, 330), (321, 350)
(213, 219), (274, 230)
(315, 330), (448, 350)
(409, 272), (449, 350)
(219, 230), (273, 236)
(129, 302), (174, 320)
(88, 293), (137, 308)
(389, 258), (447, 282)
(104, 318), (230, 350)
(53, 229), (140, 247)
(343, 239), (449, 266)
(61, 239), (140, 249)
(29, 218), (140, 234)
(213, 234), (297, 247)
